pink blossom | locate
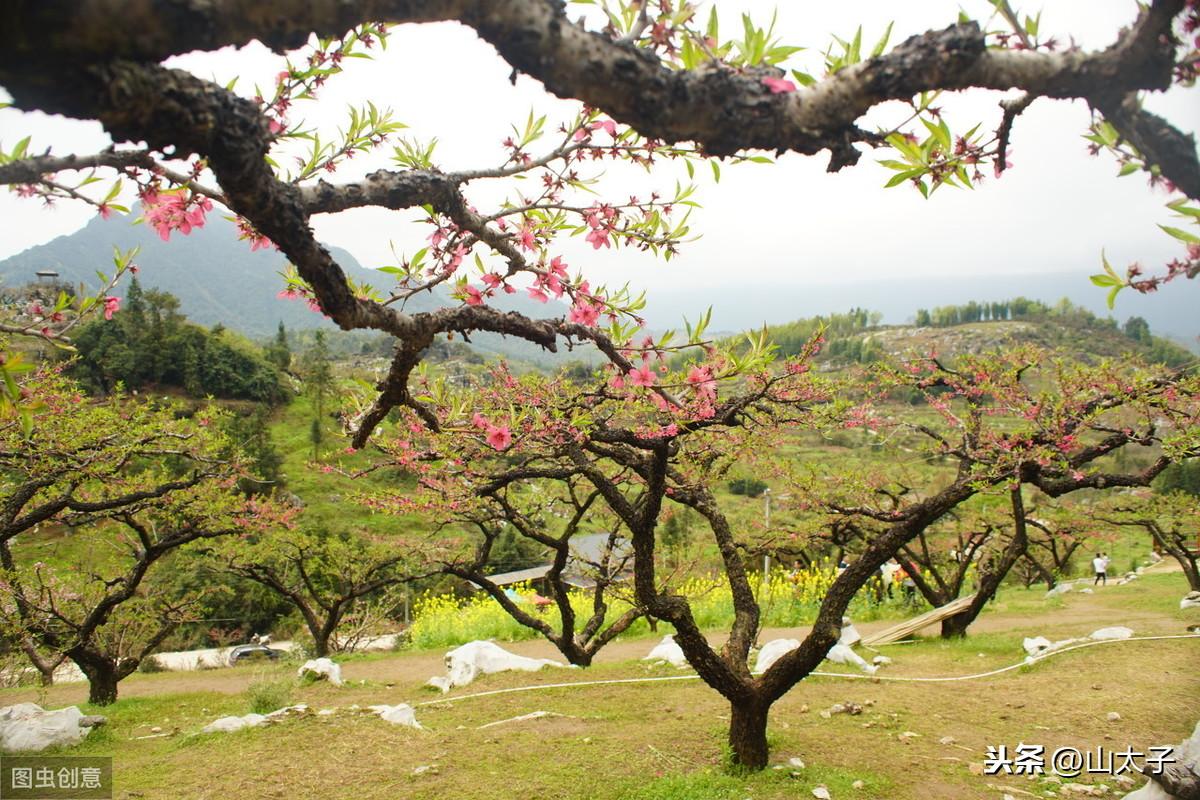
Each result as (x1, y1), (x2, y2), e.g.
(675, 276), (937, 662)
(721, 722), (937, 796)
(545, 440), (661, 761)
(762, 77), (797, 94)
(585, 227), (611, 250)
(527, 285), (549, 303)
(464, 285), (484, 306)
(98, 204), (113, 220)
(517, 225), (538, 252)
(609, 373), (626, 390)
(568, 298), (602, 326)
(103, 296), (120, 320)
(486, 424), (512, 450)
(628, 364), (656, 388)
(472, 412), (489, 430)
(686, 365), (717, 403)
(481, 273), (504, 289)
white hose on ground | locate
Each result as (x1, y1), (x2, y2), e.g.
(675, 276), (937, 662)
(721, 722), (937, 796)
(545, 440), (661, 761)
(414, 634), (1200, 707)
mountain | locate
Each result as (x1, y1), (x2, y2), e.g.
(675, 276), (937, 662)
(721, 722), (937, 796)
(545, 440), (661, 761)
(0, 210), (581, 365)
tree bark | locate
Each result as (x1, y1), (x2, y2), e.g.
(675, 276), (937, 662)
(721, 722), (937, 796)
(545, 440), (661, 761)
(728, 698), (771, 771)
(70, 653), (120, 706)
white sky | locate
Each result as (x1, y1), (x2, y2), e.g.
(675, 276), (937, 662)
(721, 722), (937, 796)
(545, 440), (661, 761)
(1, 0), (1197, 298)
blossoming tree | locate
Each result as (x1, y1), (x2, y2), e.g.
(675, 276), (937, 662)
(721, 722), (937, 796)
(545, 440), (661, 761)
(1, 0), (1199, 767)
(0, 370), (279, 702)
(791, 346), (1200, 638)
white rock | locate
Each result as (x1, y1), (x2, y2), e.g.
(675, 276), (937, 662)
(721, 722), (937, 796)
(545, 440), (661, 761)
(939, 736), (956, 745)
(201, 713), (266, 734)
(754, 639), (800, 673)
(1181, 591), (1200, 610)
(1046, 583), (1073, 597)
(812, 786), (832, 800)
(643, 635), (691, 669)
(428, 640), (569, 692)
(298, 657), (344, 686)
(1088, 627), (1133, 641)
(317, 708), (336, 716)
(1105, 711), (1121, 722)
(1078, 588), (1094, 595)
(0, 704), (96, 752)
(368, 703), (422, 729)
(825, 643), (877, 675)
(788, 757), (806, 769)
(852, 780), (865, 790)
(872, 655), (892, 666)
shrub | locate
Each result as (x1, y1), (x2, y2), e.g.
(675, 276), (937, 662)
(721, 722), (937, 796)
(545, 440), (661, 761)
(245, 675), (293, 714)
(727, 477), (768, 497)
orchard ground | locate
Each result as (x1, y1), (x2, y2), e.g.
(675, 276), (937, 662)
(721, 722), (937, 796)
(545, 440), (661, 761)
(1, 570), (1196, 800)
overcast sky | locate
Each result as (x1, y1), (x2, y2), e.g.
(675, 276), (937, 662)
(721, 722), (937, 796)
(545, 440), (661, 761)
(1, 1), (1197, 303)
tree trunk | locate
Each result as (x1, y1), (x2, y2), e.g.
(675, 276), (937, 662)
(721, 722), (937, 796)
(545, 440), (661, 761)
(87, 669), (119, 706)
(69, 649), (121, 705)
(940, 486), (1028, 639)
(940, 611), (974, 638)
(728, 698), (771, 771)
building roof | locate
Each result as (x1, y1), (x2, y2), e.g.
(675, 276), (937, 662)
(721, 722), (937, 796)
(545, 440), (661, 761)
(470, 532), (632, 591)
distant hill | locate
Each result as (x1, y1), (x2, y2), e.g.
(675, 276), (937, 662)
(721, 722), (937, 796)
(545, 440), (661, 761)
(0, 209), (581, 366)
(639, 273), (1200, 350)
(727, 301), (1194, 369)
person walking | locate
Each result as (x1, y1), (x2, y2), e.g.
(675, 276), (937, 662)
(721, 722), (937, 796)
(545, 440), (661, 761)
(1092, 552), (1108, 586)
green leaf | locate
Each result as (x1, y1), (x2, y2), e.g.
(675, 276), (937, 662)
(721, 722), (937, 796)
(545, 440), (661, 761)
(1159, 225), (1200, 244)
(871, 22), (894, 57)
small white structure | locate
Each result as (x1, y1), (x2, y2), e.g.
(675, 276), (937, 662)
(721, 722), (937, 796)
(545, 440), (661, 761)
(825, 643), (877, 675)
(838, 617), (862, 648)
(0, 704), (99, 752)
(427, 640), (567, 692)
(368, 704), (423, 728)
(643, 635), (690, 669)
(1023, 626), (1134, 659)
(298, 657), (344, 686)
(754, 639), (800, 673)
(1089, 626), (1134, 641)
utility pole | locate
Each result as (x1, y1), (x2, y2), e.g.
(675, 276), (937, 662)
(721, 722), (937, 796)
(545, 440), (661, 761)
(762, 488), (772, 585)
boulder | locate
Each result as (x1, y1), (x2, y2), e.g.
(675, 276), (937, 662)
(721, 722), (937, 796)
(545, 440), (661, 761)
(643, 635), (691, 669)
(0, 704), (100, 752)
(298, 657), (344, 686)
(201, 713), (266, 734)
(754, 639), (800, 673)
(427, 640), (568, 692)
(1181, 592), (1200, 611)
